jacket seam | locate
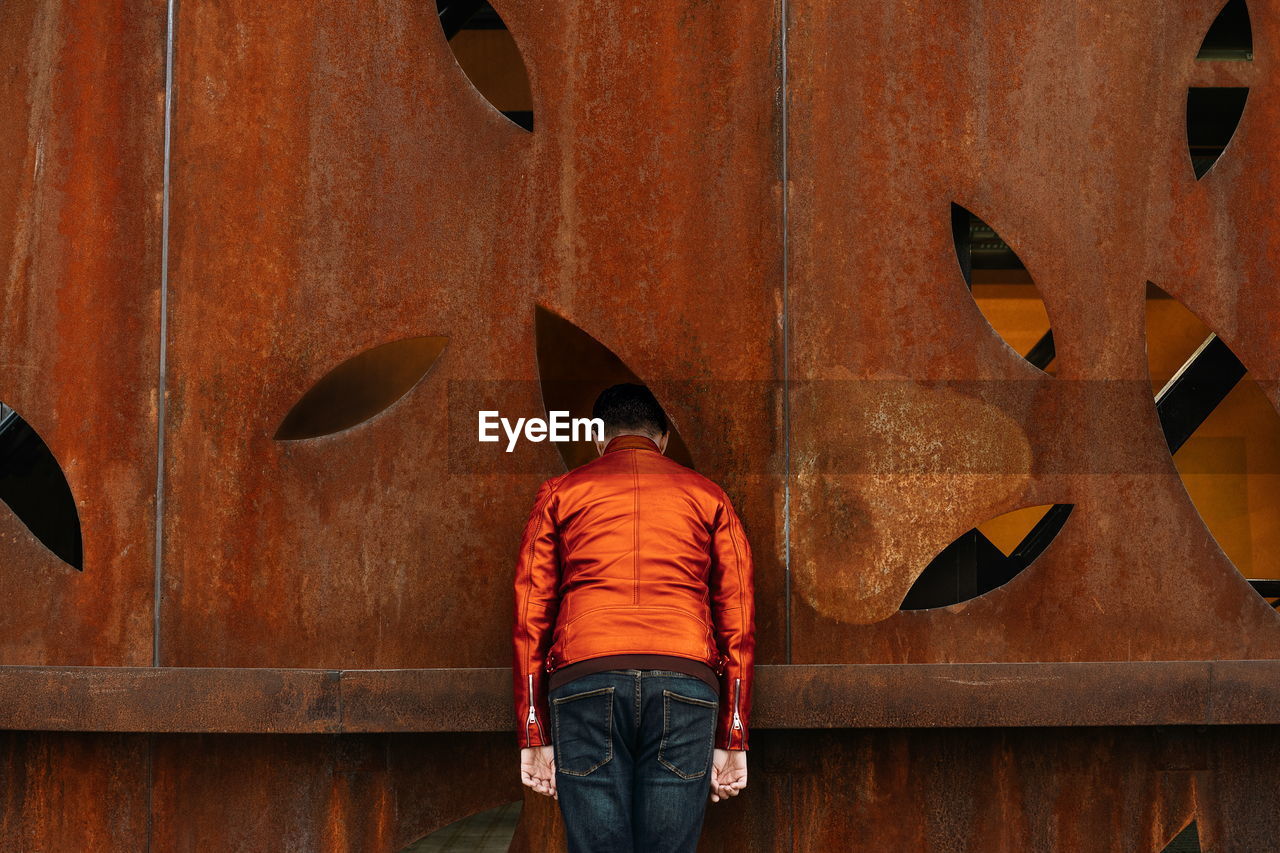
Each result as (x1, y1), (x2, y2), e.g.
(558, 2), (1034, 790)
(632, 452), (639, 605)
(520, 476), (563, 736)
(521, 479), (561, 642)
(724, 491), (746, 614)
(722, 489), (747, 748)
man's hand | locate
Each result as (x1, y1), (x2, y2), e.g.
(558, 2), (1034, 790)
(709, 748), (747, 802)
(520, 746), (557, 799)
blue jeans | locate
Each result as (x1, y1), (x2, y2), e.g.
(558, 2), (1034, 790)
(549, 669), (718, 853)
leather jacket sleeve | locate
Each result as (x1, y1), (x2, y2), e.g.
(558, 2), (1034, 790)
(709, 487), (755, 750)
(512, 475), (563, 749)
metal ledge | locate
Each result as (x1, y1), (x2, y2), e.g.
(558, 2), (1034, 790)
(1, 661), (1278, 734)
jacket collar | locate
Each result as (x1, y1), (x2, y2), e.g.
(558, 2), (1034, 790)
(603, 434), (661, 454)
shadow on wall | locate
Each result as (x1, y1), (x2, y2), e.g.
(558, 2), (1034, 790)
(536, 305), (695, 471)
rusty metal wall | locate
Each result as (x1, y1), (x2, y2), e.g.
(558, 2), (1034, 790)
(1, 0), (1279, 849)
(0, 0), (163, 665)
(789, 0), (1280, 657)
(2, 727), (1277, 852)
(160, 0), (784, 670)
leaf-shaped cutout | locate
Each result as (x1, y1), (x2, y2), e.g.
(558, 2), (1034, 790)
(436, 1), (533, 131)
(1197, 0), (1252, 61)
(0, 403), (82, 570)
(899, 504), (1073, 611)
(1160, 819), (1200, 852)
(1187, 87), (1249, 179)
(535, 305), (694, 471)
(951, 203), (1056, 373)
(398, 801), (520, 851)
(274, 337), (448, 441)
(1145, 284), (1280, 604)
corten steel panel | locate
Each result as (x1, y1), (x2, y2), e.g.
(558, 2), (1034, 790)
(148, 732), (519, 853)
(149, 734), (391, 851)
(0, 1), (163, 663)
(162, 0), (783, 669)
(783, 729), (1200, 853)
(385, 733), (528, 852)
(787, 0), (1280, 658)
(4, 0), (1280, 850)
(1192, 725), (1280, 851)
(0, 731), (149, 850)
(517, 727), (1279, 853)
(4, 727), (1276, 853)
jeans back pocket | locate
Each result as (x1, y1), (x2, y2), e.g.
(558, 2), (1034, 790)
(658, 689), (717, 779)
(551, 685), (615, 776)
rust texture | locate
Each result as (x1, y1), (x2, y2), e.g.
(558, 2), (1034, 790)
(2, 0), (1280, 849)
(160, 0), (783, 671)
(789, 0), (1280, 651)
(0, 1), (163, 663)
(7, 662), (1280, 734)
(2, 727), (1278, 851)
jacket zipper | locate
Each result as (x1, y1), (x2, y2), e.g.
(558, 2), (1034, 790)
(526, 673), (546, 745)
(730, 676), (743, 748)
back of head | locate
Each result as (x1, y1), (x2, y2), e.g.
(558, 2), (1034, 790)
(591, 383), (668, 441)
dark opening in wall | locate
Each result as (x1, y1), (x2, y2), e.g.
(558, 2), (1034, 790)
(437, 1), (533, 131)
(952, 202), (1027, 275)
(1186, 87), (1249, 179)
(899, 504), (1073, 610)
(1197, 0), (1252, 61)
(951, 203), (1055, 373)
(1145, 284), (1280, 608)
(535, 306), (694, 471)
(0, 403), (82, 570)
(275, 337), (448, 440)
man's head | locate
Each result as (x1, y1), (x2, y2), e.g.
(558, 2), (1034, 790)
(591, 383), (670, 455)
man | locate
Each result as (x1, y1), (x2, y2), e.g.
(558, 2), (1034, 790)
(512, 382), (755, 853)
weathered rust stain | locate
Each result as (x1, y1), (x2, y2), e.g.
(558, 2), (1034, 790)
(793, 381), (1033, 622)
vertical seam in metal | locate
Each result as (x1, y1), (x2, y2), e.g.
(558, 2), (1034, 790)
(145, 734), (154, 852)
(153, 0), (176, 668)
(780, 0), (792, 665)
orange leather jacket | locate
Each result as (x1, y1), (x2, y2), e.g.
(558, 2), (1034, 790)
(512, 433), (756, 751)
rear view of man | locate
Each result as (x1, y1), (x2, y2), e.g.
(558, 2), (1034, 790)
(513, 383), (756, 853)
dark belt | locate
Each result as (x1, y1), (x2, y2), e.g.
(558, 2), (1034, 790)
(548, 653), (720, 696)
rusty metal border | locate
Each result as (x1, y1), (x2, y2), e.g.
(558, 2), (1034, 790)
(2, 661), (1278, 733)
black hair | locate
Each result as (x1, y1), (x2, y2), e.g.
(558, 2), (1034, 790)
(591, 383), (668, 436)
